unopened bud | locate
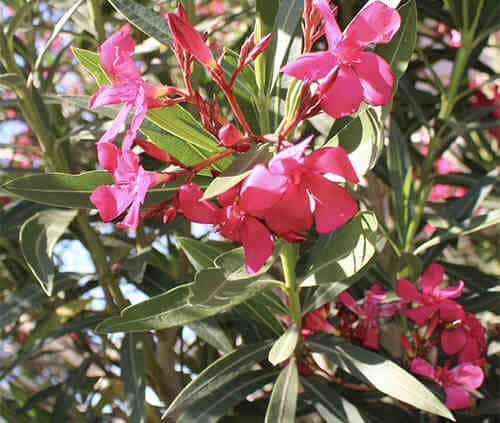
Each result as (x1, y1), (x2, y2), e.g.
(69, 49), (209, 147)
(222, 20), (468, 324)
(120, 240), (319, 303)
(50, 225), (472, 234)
(218, 123), (242, 147)
(246, 33), (272, 63)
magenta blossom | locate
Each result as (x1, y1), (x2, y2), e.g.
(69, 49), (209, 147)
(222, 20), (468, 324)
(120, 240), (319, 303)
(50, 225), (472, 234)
(90, 143), (159, 229)
(397, 263), (464, 326)
(282, 0), (400, 118)
(338, 284), (399, 350)
(411, 358), (483, 410)
(441, 312), (486, 364)
(177, 183), (273, 274)
(301, 304), (335, 337)
(239, 137), (359, 238)
(89, 26), (168, 154)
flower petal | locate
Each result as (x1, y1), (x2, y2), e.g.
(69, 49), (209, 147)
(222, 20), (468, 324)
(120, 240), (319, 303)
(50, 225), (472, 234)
(90, 185), (132, 222)
(338, 290), (363, 316)
(239, 164), (288, 214)
(353, 52), (394, 106)
(410, 358), (436, 381)
(304, 147), (359, 183)
(306, 173), (358, 233)
(444, 386), (472, 410)
(97, 142), (119, 173)
(116, 198), (141, 229)
(441, 327), (467, 356)
(178, 183), (222, 224)
(268, 137), (312, 175)
(313, 0), (342, 48)
(396, 278), (422, 302)
(439, 299), (464, 322)
(96, 102), (133, 145)
(421, 263), (445, 296)
(240, 216), (273, 274)
(436, 280), (464, 300)
(404, 304), (438, 325)
(99, 26), (140, 81)
(451, 364), (484, 390)
(320, 66), (364, 118)
(344, 1), (401, 47)
(281, 52), (338, 81)
(122, 83), (147, 152)
(264, 183), (313, 234)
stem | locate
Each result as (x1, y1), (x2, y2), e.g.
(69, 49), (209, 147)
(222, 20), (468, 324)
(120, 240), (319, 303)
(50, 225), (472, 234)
(219, 83), (253, 135)
(280, 242), (301, 330)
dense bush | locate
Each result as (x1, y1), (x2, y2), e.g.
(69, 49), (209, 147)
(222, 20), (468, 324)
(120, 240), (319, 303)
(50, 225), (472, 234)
(0, 0), (499, 421)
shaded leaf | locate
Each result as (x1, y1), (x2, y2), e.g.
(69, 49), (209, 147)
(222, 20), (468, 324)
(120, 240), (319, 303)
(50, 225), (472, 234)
(121, 334), (146, 423)
(268, 324), (299, 366)
(20, 209), (78, 295)
(265, 358), (299, 423)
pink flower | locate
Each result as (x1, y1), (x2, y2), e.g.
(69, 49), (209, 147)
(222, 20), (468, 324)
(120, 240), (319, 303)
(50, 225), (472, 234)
(411, 358), (483, 409)
(239, 137), (359, 238)
(218, 123), (242, 147)
(90, 143), (159, 229)
(441, 312), (486, 363)
(177, 183), (273, 274)
(166, 7), (216, 68)
(89, 26), (168, 153)
(397, 263), (464, 326)
(281, 0), (400, 118)
(338, 284), (399, 350)
(469, 80), (500, 139)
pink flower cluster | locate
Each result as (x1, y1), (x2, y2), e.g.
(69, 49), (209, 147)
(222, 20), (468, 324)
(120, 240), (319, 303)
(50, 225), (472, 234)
(178, 137), (359, 273)
(298, 264), (486, 410)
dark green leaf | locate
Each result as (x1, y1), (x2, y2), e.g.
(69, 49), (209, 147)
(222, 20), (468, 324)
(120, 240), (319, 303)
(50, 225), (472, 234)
(176, 236), (231, 271)
(306, 335), (454, 420)
(237, 297), (284, 337)
(265, 358), (299, 423)
(96, 268), (280, 333)
(107, 0), (172, 45)
(20, 209), (78, 295)
(302, 212), (379, 286)
(121, 334), (146, 423)
(163, 341), (273, 418)
(177, 369), (278, 422)
(187, 318), (233, 353)
(302, 376), (348, 423)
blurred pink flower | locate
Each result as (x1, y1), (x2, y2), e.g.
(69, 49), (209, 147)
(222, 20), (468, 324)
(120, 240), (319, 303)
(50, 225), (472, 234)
(441, 312), (486, 363)
(411, 358), (483, 409)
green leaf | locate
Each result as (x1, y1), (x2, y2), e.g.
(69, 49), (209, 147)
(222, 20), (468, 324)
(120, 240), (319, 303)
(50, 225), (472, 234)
(33, 0), (85, 76)
(376, 0), (417, 80)
(2, 171), (206, 209)
(187, 318), (233, 353)
(20, 209), (78, 295)
(121, 334), (146, 423)
(107, 0), (172, 45)
(202, 143), (275, 200)
(0, 73), (24, 90)
(306, 335), (455, 420)
(213, 246), (277, 281)
(266, 0), (304, 93)
(177, 370), (278, 423)
(163, 341), (273, 418)
(265, 358), (299, 423)
(96, 268), (280, 333)
(236, 299), (284, 337)
(0, 274), (80, 328)
(72, 48), (110, 86)
(302, 212), (379, 286)
(325, 108), (384, 176)
(414, 209), (500, 255)
(302, 376), (349, 423)
(176, 236), (232, 271)
(268, 324), (299, 366)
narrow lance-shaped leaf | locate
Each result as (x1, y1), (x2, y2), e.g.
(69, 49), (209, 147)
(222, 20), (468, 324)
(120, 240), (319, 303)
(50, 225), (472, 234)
(306, 335), (455, 420)
(177, 370), (279, 423)
(107, 0), (172, 45)
(20, 209), (78, 295)
(121, 334), (146, 423)
(96, 268), (281, 333)
(163, 341), (273, 418)
(265, 358), (299, 423)
(302, 212), (379, 286)
(268, 324), (299, 366)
